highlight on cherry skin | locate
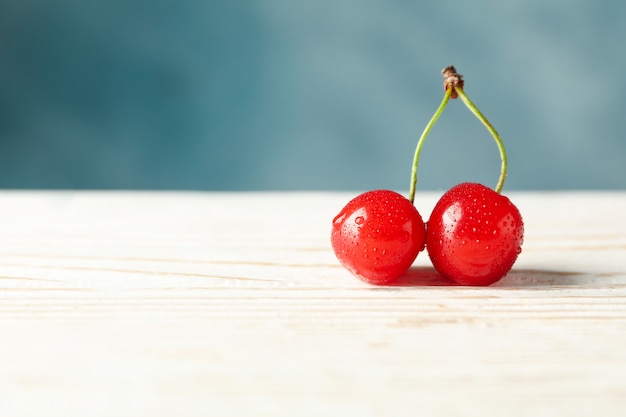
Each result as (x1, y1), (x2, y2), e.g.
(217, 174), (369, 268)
(330, 190), (426, 285)
(426, 182), (524, 286)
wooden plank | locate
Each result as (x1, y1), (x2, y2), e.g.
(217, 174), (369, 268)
(0, 191), (625, 416)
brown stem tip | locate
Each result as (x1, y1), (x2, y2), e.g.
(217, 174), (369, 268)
(442, 65), (464, 99)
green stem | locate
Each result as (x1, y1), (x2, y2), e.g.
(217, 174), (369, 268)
(455, 87), (507, 194)
(408, 88), (452, 203)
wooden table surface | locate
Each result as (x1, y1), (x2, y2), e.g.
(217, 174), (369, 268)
(1, 190), (625, 416)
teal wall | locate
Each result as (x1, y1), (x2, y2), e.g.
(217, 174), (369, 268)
(1, 0), (624, 190)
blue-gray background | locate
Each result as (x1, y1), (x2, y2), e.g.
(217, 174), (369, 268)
(1, 0), (624, 191)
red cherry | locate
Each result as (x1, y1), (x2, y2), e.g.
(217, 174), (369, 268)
(426, 182), (524, 286)
(331, 190), (426, 285)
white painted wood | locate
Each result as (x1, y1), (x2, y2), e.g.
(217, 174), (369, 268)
(0, 191), (625, 417)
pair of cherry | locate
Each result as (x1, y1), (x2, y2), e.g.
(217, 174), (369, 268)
(331, 67), (524, 286)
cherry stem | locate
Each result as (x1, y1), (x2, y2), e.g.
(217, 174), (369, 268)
(408, 66), (507, 203)
(408, 88), (451, 204)
(454, 86), (507, 194)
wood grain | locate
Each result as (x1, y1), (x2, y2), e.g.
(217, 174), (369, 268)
(0, 191), (625, 416)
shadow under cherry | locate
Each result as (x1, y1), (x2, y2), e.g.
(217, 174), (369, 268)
(385, 266), (605, 288)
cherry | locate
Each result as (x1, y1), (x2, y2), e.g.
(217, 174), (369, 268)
(331, 190), (426, 285)
(405, 66), (525, 285)
(426, 182), (524, 286)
